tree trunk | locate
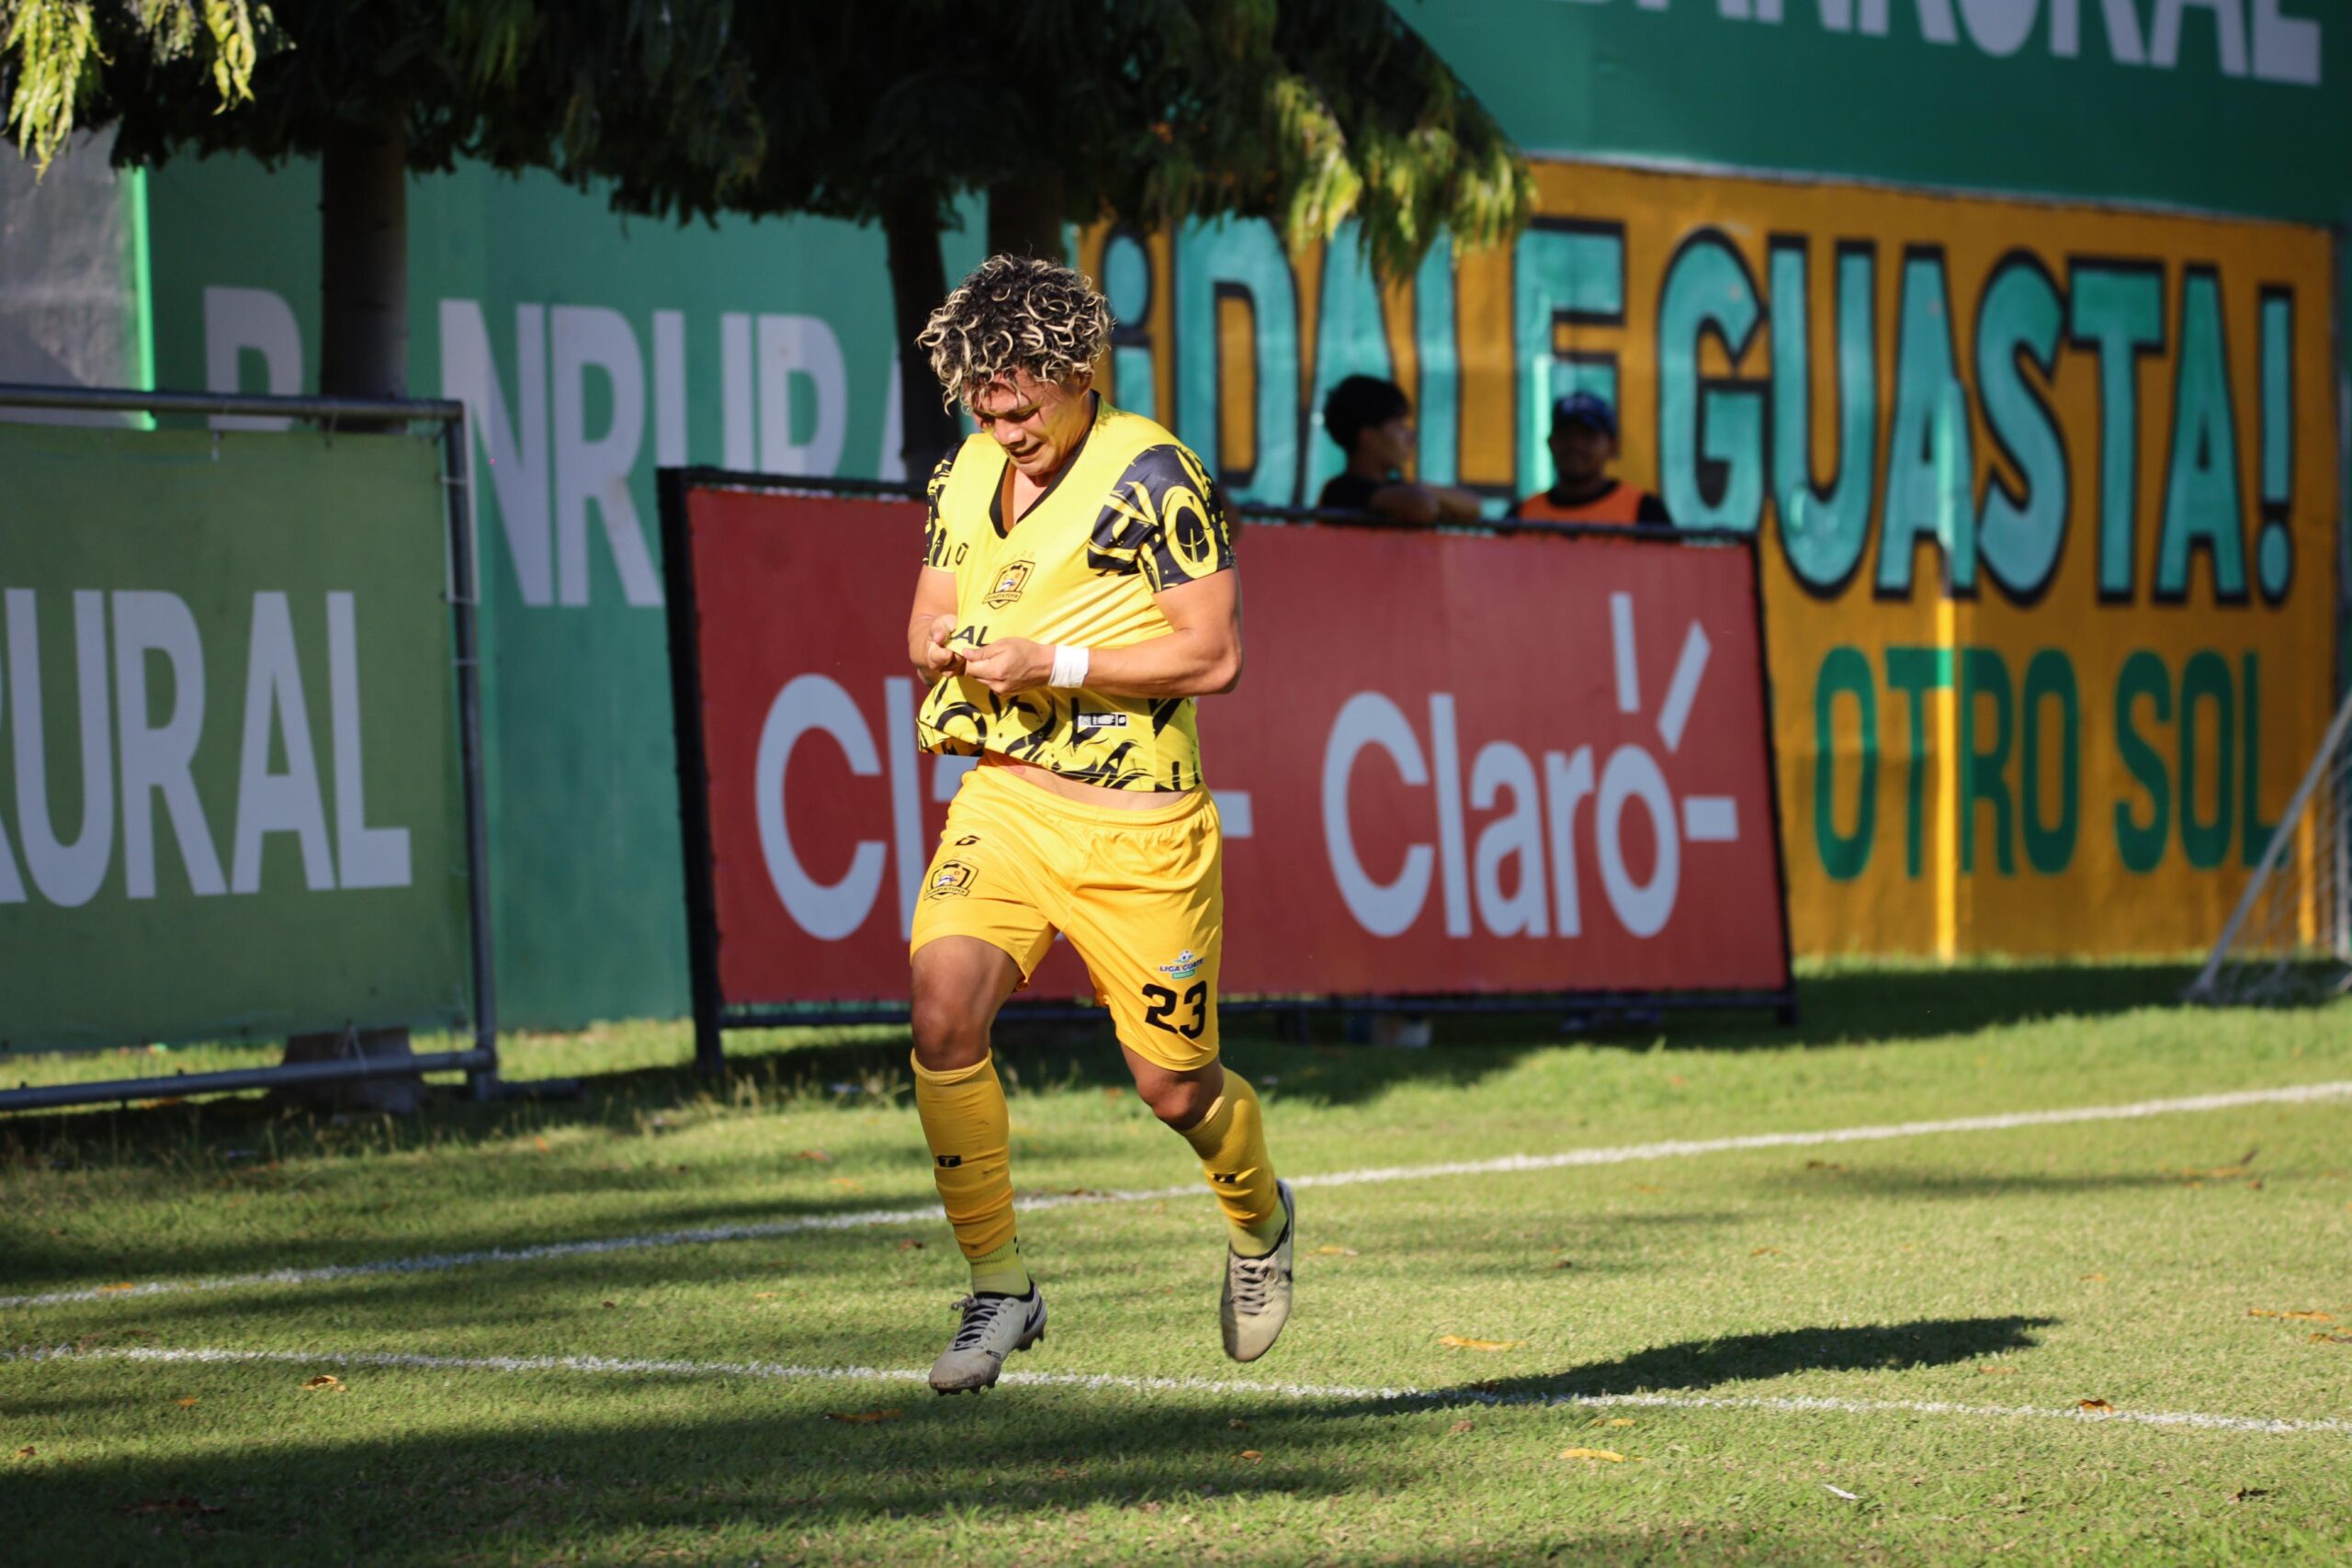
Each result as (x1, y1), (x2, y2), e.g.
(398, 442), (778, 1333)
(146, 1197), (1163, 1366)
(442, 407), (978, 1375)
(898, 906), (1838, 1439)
(294, 114), (420, 1111)
(880, 188), (962, 482)
(987, 175), (1069, 264)
(319, 114), (409, 413)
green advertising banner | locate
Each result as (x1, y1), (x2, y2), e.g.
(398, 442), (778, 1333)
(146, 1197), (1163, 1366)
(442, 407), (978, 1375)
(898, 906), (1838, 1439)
(1412, 0), (2348, 225)
(139, 3), (2351, 1025)
(0, 424), (470, 1052)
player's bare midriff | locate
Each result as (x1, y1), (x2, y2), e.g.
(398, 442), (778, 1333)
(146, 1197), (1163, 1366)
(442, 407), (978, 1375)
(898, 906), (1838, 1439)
(980, 751), (1200, 809)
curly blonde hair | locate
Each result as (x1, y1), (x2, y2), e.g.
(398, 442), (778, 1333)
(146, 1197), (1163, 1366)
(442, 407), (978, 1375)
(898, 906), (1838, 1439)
(918, 254), (1113, 410)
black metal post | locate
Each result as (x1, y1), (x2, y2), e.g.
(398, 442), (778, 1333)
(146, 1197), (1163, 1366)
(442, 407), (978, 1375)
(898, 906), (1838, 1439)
(658, 468), (728, 1077)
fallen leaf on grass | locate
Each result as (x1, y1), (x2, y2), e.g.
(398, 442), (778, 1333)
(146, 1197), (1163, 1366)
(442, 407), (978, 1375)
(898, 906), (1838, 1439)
(96, 1283), (139, 1293)
(2247, 1308), (2334, 1322)
(2079, 1272), (2108, 1282)
(1751, 1247), (1783, 1257)
(1227, 1418), (1249, 1430)
(532, 1135), (551, 1154)
(13, 1448), (32, 1460)
(121, 1496), (221, 1517)
(1553, 1259), (1577, 1270)
(1804, 1160), (1846, 1171)
(753, 1292), (776, 1300)
(795, 1149), (833, 1163)
(1586, 1417), (1635, 1428)
(1559, 1448), (1625, 1462)
(2229, 1487), (2273, 1503)
(1312, 1246), (1358, 1257)
(1439, 1337), (1527, 1351)
(2078, 1398), (2113, 1412)
(2310, 1333), (2352, 1346)
(1633, 1183), (1663, 1194)
(1824, 1484), (1861, 1501)
(300, 1375), (344, 1393)
(823, 1409), (902, 1424)
(897, 1239), (925, 1252)
(601, 1300), (617, 1309)
(1448, 1420), (1475, 1435)
(1976, 1365), (2018, 1376)
(829, 1178), (864, 1191)
(1238, 1450), (1263, 1462)
(175, 1398), (198, 1408)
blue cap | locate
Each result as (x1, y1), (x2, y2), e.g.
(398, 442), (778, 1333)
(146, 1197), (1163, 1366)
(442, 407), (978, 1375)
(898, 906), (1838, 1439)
(1551, 390), (1617, 437)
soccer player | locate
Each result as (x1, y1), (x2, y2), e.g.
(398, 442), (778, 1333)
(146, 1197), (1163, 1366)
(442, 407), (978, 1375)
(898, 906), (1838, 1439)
(902, 254), (1295, 1394)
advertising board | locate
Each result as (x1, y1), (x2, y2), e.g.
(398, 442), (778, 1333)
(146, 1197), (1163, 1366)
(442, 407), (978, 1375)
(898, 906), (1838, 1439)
(0, 423), (472, 1052)
(666, 487), (1791, 1031)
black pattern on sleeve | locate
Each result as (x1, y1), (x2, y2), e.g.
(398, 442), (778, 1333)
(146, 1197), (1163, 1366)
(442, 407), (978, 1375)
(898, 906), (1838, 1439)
(921, 450), (958, 568)
(1086, 443), (1235, 591)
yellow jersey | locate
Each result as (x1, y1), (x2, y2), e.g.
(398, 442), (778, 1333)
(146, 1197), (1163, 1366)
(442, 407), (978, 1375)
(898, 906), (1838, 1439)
(916, 399), (1237, 792)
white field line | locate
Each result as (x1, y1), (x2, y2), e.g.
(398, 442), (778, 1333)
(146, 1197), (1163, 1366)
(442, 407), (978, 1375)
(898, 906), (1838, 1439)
(7, 1077), (2350, 1313)
(7, 1344), (2346, 1438)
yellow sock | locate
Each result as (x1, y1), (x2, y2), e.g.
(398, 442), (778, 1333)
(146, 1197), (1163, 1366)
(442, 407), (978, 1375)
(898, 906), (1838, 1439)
(911, 1051), (1032, 1295)
(1176, 1068), (1285, 1258)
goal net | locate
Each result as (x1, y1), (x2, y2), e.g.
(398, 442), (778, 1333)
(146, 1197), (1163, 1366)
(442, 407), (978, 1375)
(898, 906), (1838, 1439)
(2185, 684), (2352, 1008)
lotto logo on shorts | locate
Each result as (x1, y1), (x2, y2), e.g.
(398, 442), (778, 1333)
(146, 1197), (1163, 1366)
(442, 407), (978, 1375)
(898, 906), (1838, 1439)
(984, 559), (1034, 608)
(1075, 713), (1128, 730)
(936, 1155), (963, 1168)
(928, 860), (978, 898)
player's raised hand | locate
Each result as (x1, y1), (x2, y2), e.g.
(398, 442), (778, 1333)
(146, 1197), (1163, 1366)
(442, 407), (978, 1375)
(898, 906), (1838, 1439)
(960, 637), (1052, 696)
(915, 615), (966, 679)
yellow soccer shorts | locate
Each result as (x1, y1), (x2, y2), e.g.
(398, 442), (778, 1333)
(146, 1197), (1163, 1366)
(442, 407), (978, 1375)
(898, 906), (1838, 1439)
(910, 760), (1224, 1073)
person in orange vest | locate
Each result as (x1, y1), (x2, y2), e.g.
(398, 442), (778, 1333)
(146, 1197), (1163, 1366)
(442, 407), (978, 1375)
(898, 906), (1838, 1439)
(1509, 391), (1672, 526)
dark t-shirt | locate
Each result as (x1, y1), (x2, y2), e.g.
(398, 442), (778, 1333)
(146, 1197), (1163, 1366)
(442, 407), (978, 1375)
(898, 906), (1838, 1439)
(1317, 472), (1385, 513)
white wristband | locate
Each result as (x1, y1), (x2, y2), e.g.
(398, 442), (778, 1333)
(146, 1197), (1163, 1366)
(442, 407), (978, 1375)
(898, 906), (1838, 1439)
(1048, 644), (1091, 689)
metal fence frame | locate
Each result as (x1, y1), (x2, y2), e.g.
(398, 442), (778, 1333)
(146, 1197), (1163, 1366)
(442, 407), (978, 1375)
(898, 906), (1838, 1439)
(659, 468), (1799, 1077)
(0, 385), (500, 1113)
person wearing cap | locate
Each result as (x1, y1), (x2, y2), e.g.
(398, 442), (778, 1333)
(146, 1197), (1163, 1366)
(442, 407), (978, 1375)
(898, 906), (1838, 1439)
(1316, 375), (1485, 525)
(1510, 391), (1672, 526)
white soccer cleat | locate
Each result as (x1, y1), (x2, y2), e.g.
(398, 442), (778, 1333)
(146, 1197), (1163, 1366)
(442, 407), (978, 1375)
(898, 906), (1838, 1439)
(1221, 1179), (1295, 1363)
(929, 1290), (1046, 1393)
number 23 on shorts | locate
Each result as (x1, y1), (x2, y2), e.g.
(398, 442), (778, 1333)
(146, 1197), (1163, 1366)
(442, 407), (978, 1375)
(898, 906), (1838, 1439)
(1142, 981), (1209, 1039)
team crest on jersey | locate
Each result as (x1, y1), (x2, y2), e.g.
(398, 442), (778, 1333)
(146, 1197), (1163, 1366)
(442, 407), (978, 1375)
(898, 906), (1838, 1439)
(927, 860), (978, 898)
(1158, 949), (1202, 980)
(984, 559), (1035, 608)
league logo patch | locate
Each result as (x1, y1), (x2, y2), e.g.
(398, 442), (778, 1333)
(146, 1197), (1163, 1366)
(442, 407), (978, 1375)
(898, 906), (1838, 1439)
(984, 559), (1035, 608)
(1158, 949), (1202, 980)
(928, 860), (978, 898)
(1075, 712), (1128, 730)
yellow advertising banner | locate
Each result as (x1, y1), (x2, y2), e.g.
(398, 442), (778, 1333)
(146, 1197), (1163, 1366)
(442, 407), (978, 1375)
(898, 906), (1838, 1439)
(1081, 158), (2340, 959)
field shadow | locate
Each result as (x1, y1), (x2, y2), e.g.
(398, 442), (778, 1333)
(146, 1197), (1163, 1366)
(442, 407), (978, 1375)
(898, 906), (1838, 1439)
(0, 1374), (1420, 1562)
(1323, 1315), (2058, 1414)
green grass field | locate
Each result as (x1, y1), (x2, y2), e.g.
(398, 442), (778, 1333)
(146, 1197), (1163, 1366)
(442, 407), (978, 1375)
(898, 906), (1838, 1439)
(4, 964), (2350, 1565)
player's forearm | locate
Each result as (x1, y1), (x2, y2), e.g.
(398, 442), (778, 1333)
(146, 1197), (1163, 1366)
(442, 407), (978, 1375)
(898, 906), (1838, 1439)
(1083, 627), (1243, 698)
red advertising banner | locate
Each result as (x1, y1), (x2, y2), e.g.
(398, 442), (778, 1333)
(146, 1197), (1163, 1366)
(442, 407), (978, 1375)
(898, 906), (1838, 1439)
(670, 486), (1791, 1015)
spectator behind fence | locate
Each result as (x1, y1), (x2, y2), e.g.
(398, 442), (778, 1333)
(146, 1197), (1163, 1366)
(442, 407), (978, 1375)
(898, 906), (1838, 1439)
(1316, 375), (1484, 525)
(1510, 391), (1672, 527)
